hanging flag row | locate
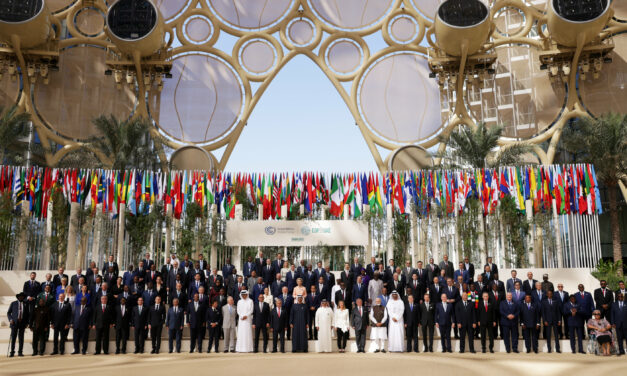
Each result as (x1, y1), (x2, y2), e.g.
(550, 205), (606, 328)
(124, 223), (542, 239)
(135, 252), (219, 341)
(0, 164), (602, 220)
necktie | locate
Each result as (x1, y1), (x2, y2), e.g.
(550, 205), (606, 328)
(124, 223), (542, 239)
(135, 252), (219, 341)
(122, 306), (125, 316)
(410, 304), (413, 311)
(485, 302), (488, 312)
(443, 304), (446, 312)
(549, 300), (552, 306)
(139, 307), (142, 314)
(278, 308), (281, 317)
(495, 292), (498, 300)
(359, 307), (362, 316)
(195, 303), (198, 311)
(426, 303), (429, 310)
(414, 281), (417, 288)
(156, 304), (159, 310)
(59, 302), (62, 310)
(18, 303), (22, 320)
(102, 305), (105, 312)
(527, 303), (530, 309)
(174, 307), (177, 314)
(464, 301), (466, 308)
(620, 302), (623, 309)
(80, 306), (83, 315)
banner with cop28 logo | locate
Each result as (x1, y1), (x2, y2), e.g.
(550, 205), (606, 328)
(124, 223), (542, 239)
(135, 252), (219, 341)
(225, 220), (369, 247)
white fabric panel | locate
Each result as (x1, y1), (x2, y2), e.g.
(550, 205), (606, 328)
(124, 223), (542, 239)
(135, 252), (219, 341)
(288, 19), (314, 45)
(241, 40), (276, 73)
(309, 0), (393, 29)
(327, 40), (362, 73)
(185, 16), (212, 43)
(390, 16), (416, 42)
(209, 0), (292, 29)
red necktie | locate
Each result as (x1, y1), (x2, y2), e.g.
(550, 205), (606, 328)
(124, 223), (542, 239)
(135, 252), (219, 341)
(278, 308), (281, 317)
(485, 303), (488, 312)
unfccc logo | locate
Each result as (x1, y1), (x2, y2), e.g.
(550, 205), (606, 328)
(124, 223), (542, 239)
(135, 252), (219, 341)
(300, 226), (311, 236)
(265, 226), (276, 235)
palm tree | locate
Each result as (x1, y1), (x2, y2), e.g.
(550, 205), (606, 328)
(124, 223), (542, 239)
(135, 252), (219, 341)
(0, 105), (31, 165)
(438, 123), (533, 168)
(86, 115), (164, 170)
(562, 113), (627, 274)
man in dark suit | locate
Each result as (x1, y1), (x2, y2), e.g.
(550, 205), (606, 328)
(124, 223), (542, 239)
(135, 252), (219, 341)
(222, 259), (235, 283)
(71, 297), (91, 355)
(426, 258), (440, 283)
(594, 280), (614, 319)
(435, 293), (454, 353)
(114, 297), (131, 354)
(429, 277), (443, 304)
(92, 295), (113, 355)
(285, 265), (298, 294)
(7, 292), (29, 357)
(166, 298), (185, 353)
(522, 272), (537, 296)
(420, 293), (435, 352)
(270, 298), (288, 353)
(506, 270), (521, 293)
(93, 282), (112, 310)
(334, 282), (350, 309)
(146, 264), (160, 285)
(574, 284), (595, 322)
(556, 283), (569, 338)
(462, 257), (475, 282)
(404, 295), (420, 352)
(37, 284), (56, 308)
(23, 272), (41, 309)
(271, 273), (285, 298)
(340, 263), (353, 292)
(206, 299), (222, 353)
(353, 275), (367, 305)
(207, 268), (223, 288)
(408, 273), (423, 303)
(455, 293), (476, 353)
(307, 284), (321, 340)
(52, 267), (69, 290)
(272, 254), (284, 276)
(132, 297), (149, 353)
(477, 292), (495, 353)
(564, 294), (586, 353)
(253, 293), (271, 353)
(611, 293), (627, 355)
(484, 256), (498, 276)
(520, 295), (540, 353)
(351, 298), (368, 353)
(243, 256), (256, 279)
(102, 255), (119, 278)
(489, 272), (506, 297)
(438, 255), (454, 280)
(316, 276), (330, 302)
(453, 262), (469, 286)
(480, 265), (493, 284)
(542, 290), (562, 353)
(499, 292), (520, 353)
(70, 268), (84, 292)
(50, 293), (71, 355)
(187, 293), (207, 353)
(366, 257), (378, 278)
(489, 283), (503, 339)
(255, 252), (266, 275)
(615, 281), (627, 301)
(148, 296), (166, 354)
(188, 273), (205, 299)
(142, 252), (155, 271)
(261, 259), (275, 285)
(349, 257), (362, 277)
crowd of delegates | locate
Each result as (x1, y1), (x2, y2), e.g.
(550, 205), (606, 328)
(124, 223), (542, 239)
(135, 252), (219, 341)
(6, 252), (627, 357)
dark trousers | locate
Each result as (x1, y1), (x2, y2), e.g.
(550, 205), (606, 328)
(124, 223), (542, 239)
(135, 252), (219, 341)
(479, 324), (494, 351)
(134, 327), (146, 352)
(115, 326), (129, 352)
(405, 325), (418, 352)
(545, 324), (561, 352)
(502, 325), (518, 352)
(73, 328), (89, 353)
(208, 326), (221, 352)
(336, 328), (349, 350)
(189, 327), (202, 352)
(569, 326), (584, 353)
(522, 326), (538, 352)
(355, 327), (367, 351)
(616, 326), (627, 354)
(168, 328), (182, 352)
(9, 325), (25, 355)
(439, 324), (451, 351)
(254, 326), (268, 352)
(561, 313), (569, 338)
(53, 328), (68, 353)
(32, 329), (48, 354)
(272, 329), (285, 352)
(151, 326), (162, 351)
(308, 311), (317, 339)
(459, 325), (474, 352)
(422, 324), (434, 350)
(95, 326), (110, 354)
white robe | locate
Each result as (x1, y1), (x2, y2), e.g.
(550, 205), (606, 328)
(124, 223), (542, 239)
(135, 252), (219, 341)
(386, 298), (405, 352)
(315, 307), (334, 352)
(369, 306), (388, 340)
(235, 297), (254, 352)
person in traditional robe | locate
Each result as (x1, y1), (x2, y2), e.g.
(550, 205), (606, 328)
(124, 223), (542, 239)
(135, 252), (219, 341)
(290, 295), (309, 353)
(369, 298), (388, 352)
(387, 291), (405, 352)
(315, 299), (334, 353)
(235, 291), (254, 353)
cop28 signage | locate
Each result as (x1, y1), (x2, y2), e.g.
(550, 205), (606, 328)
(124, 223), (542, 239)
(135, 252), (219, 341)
(225, 220), (369, 247)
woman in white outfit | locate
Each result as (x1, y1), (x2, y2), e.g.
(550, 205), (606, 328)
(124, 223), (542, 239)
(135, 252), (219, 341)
(334, 300), (350, 353)
(263, 287), (275, 309)
(369, 298), (388, 352)
(235, 290), (254, 353)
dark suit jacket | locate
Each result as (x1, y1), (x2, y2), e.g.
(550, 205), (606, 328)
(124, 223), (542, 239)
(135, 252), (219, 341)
(435, 302), (454, 326)
(563, 302), (585, 327)
(404, 302), (420, 328)
(149, 305), (166, 327)
(306, 293), (321, 311)
(340, 271), (353, 290)
(351, 305), (369, 331)
(490, 280), (506, 296)
(70, 274), (85, 290)
(610, 301), (627, 328)
(166, 307), (184, 329)
(419, 302), (435, 326)
(186, 301), (207, 329)
(477, 300), (495, 326)
(132, 305), (149, 328)
(72, 304), (92, 330)
(270, 306), (288, 331)
(530, 290), (545, 304)
(92, 304), (113, 329)
(541, 299), (562, 325)
(429, 284), (443, 303)
(261, 265), (275, 285)
(271, 280), (286, 298)
(52, 274), (69, 289)
(101, 262), (119, 277)
(594, 288), (614, 309)
(206, 306), (223, 328)
(522, 279), (537, 295)
(519, 302), (541, 327)
(334, 289), (350, 307)
(169, 290), (187, 307)
(454, 301), (476, 327)
(114, 304), (131, 328)
(439, 261), (454, 279)
(499, 301), (519, 326)
(7, 301), (30, 327)
(51, 302), (72, 328)
(22, 280), (41, 299)
(253, 301), (270, 327)
(352, 283), (367, 303)
(573, 291), (595, 317)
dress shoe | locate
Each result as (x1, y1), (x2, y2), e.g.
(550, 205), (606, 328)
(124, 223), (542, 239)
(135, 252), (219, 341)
(155, 350), (159, 354)
(94, 352), (100, 355)
(430, 348), (434, 352)
(32, 352), (38, 356)
(71, 351), (79, 355)
(424, 347), (429, 352)
(482, 349), (486, 353)
(176, 350), (181, 353)
(134, 350), (139, 354)
(115, 350), (120, 354)
(18, 353), (23, 357)
(459, 350), (465, 354)
(82, 351), (86, 355)
(9, 353), (14, 358)
(151, 349), (156, 354)
(526, 350), (531, 353)
(224, 350), (229, 353)
(103, 352), (109, 355)
(381, 349), (386, 353)
(579, 351), (586, 354)
(513, 350), (519, 353)
(272, 350), (277, 353)
(534, 350), (538, 354)
(39, 353), (44, 356)
(207, 350), (212, 353)
(556, 349), (561, 353)
(50, 351), (58, 355)
(374, 349), (380, 353)
(470, 350), (476, 354)
(489, 349), (494, 353)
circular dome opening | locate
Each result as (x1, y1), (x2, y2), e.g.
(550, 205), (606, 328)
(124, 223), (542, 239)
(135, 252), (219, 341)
(438, 0), (488, 27)
(552, 0), (609, 22)
(107, 0), (157, 40)
(0, 0), (43, 23)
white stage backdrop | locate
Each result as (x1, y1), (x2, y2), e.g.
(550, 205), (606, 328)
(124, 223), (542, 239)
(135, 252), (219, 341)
(226, 220), (369, 247)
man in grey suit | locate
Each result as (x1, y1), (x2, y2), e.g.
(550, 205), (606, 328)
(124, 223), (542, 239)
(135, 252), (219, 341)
(222, 296), (237, 352)
(351, 298), (368, 353)
(438, 255), (454, 280)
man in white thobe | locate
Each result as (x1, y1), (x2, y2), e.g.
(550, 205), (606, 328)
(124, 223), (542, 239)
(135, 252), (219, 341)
(236, 290), (254, 353)
(315, 300), (334, 352)
(387, 291), (405, 352)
